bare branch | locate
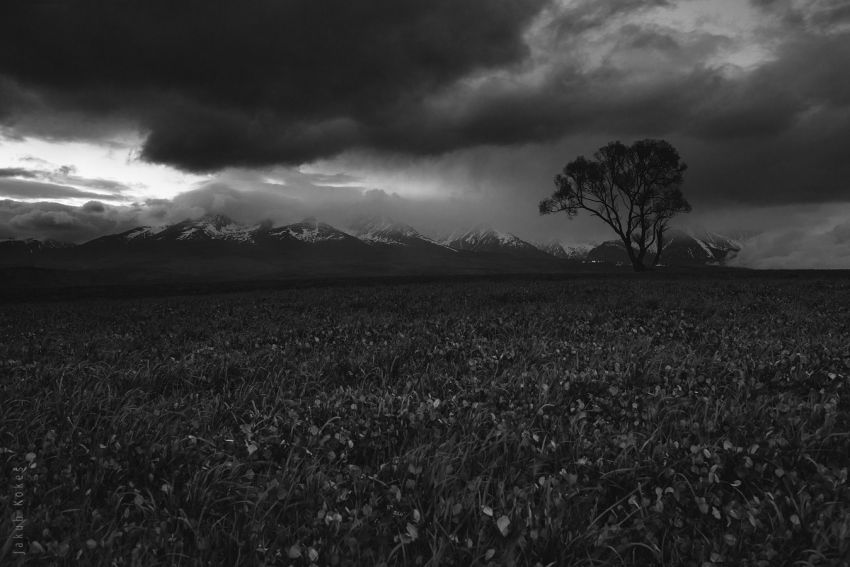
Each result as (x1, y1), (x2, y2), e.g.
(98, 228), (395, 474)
(540, 139), (690, 271)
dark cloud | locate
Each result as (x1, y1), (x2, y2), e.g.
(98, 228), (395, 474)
(10, 209), (80, 231)
(751, 0), (850, 31)
(0, 168), (39, 179)
(0, 76), (36, 125)
(0, 0), (848, 218)
(0, 165), (133, 196)
(0, 178), (124, 201)
(0, 0), (548, 170)
(0, 199), (132, 242)
(82, 200), (106, 213)
(547, 0), (673, 37)
(679, 104), (850, 206)
(58, 174), (131, 194)
(448, 21), (850, 204)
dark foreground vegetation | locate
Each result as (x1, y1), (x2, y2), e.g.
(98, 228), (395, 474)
(2, 274), (849, 566)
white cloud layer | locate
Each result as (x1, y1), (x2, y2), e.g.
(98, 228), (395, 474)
(731, 215), (850, 268)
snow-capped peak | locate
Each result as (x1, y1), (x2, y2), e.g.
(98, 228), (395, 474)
(137, 214), (261, 243)
(123, 225), (168, 240)
(184, 216), (256, 242)
(448, 225), (538, 252)
(268, 218), (351, 243)
(664, 227), (742, 261)
(348, 214), (451, 248)
(350, 215), (418, 236)
(534, 240), (597, 259)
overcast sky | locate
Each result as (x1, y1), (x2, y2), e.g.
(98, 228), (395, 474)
(1, 0), (849, 266)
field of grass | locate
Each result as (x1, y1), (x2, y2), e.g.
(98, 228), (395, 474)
(2, 275), (849, 566)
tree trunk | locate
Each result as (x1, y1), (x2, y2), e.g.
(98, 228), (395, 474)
(652, 229), (664, 267)
(637, 243), (648, 269)
(623, 239), (645, 272)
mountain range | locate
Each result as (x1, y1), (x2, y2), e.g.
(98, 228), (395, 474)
(582, 229), (742, 266)
(0, 215), (742, 285)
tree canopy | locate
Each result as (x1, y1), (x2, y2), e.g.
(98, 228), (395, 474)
(539, 139), (690, 271)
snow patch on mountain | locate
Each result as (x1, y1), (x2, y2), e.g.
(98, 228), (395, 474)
(535, 241), (568, 258)
(349, 215), (455, 249)
(562, 243), (597, 258)
(269, 218), (351, 243)
(124, 227), (154, 240)
(171, 215), (259, 242)
(536, 240), (597, 259)
(448, 226), (539, 253)
(584, 228), (741, 265)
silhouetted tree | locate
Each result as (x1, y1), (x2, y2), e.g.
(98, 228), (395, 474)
(539, 139), (691, 271)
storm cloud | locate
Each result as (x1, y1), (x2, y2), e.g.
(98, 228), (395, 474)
(0, 163), (133, 201)
(730, 214), (850, 269)
(0, 199), (134, 242)
(0, 178), (124, 201)
(1, 0), (850, 266)
(0, 0), (547, 170)
(0, 1), (847, 200)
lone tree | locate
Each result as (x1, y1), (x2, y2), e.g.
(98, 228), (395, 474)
(539, 139), (691, 271)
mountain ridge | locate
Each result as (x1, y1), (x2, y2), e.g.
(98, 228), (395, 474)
(582, 228), (742, 266)
(1, 215), (743, 284)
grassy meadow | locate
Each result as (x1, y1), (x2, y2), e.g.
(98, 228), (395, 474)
(1, 274), (849, 566)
